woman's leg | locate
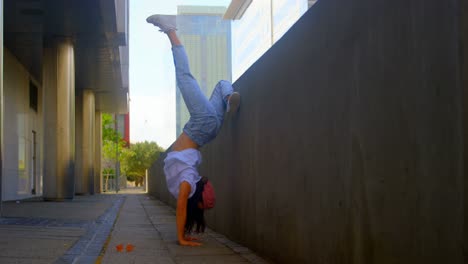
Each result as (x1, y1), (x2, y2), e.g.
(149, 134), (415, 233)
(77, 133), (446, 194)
(167, 31), (219, 146)
(148, 16), (231, 147)
(168, 31), (215, 119)
(208, 80), (233, 125)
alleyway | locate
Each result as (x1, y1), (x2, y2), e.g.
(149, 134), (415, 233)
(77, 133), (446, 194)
(0, 189), (270, 264)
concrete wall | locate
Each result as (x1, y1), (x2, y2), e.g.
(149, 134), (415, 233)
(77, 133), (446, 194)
(3, 49), (43, 201)
(462, 1), (468, 263)
(0, 0), (3, 205)
(150, 0), (464, 263)
(149, 150), (175, 207)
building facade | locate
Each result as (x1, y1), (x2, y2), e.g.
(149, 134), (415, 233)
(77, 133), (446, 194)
(116, 113), (130, 147)
(1, 0), (129, 201)
(230, 0), (310, 81)
(175, 6), (232, 138)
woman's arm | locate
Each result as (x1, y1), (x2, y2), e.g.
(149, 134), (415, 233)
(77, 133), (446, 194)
(177, 181), (201, 246)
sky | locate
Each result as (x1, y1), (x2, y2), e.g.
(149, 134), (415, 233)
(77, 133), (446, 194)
(129, 0), (232, 149)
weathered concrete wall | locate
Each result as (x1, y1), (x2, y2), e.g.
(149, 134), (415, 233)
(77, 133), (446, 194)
(150, 0), (464, 263)
(462, 1), (468, 263)
(149, 150), (176, 208)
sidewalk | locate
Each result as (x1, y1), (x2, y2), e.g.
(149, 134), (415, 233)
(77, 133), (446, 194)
(0, 188), (271, 264)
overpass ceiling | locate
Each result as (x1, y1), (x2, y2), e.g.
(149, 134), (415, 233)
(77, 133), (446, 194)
(4, 0), (129, 113)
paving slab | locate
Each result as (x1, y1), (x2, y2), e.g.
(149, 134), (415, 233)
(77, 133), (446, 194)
(99, 194), (271, 264)
(0, 192), (125, 264)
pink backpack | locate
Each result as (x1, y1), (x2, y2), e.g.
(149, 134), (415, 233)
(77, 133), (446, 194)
(202, 181), (216, 209)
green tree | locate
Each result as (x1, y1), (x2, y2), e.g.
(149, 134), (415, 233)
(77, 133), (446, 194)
(102, 113), (126, 160)
(102, 113), (126, 191)
(120, 141), (164, 186)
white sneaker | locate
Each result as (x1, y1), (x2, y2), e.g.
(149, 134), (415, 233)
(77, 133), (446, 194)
(146, 14), (177, 33)
(227, 92), (240, 113)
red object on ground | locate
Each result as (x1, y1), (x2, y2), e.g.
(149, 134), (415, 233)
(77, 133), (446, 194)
(126, 244), (135, 252)
(116, 244), (124, 252)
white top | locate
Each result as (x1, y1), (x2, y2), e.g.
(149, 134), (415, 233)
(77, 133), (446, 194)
(163, 148), (202, 199)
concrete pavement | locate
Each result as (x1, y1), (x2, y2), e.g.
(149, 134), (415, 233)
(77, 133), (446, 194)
(0, 188), (271, 264)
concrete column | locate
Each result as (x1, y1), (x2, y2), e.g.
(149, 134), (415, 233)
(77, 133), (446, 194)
(74, 93), (83, 194)
(94, 111), (102, 193)
(83, 90), (95, 194)
(43, 38), (75, 200)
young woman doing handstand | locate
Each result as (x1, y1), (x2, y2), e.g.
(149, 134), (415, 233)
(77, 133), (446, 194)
(147, 14), (240, 247)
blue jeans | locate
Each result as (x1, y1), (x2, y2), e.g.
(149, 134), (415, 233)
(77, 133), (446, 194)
(172, 45), (233, 147)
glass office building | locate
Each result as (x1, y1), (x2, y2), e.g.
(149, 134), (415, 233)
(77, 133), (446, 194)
(231, 0), (309, 81)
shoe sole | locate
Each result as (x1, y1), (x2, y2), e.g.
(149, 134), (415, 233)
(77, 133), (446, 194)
(146, 15), (177, 31)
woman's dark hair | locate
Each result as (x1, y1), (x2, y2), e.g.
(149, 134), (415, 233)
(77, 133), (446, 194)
(185, 178), (206, 233)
